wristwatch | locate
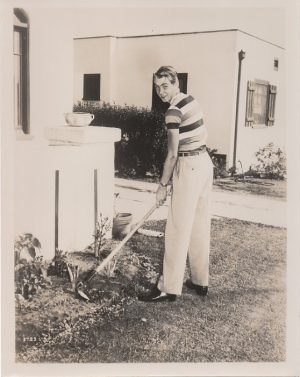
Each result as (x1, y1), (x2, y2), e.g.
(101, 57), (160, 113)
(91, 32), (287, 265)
(159, 181), (168, 188)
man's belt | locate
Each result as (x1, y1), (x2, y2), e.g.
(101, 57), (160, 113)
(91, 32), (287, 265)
(178, 145), (207, 157)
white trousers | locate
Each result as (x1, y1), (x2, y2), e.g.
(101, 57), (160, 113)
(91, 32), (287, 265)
(158, 152), (213, 295)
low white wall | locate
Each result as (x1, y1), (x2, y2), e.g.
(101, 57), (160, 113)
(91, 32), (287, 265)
(14, 127), (120, 260)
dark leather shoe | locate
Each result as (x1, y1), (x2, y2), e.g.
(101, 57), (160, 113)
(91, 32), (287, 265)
(185, 279), (208, 296)
(138, 286), (176, 302)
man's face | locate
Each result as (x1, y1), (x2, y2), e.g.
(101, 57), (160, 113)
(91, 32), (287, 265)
(154, 76), (179, 103)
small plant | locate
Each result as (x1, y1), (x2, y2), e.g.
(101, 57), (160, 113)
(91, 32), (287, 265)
(94, 214), (117, 278)
(14, 234), (51, 300)
(14, 233), (42, 264)
(66, 264), (80, 292)
(48, 250), (81, 293)
(94, 213), (111, 259)
(252, 142), (286, 180)
(48, 249), (69, 278)
(48, 249), (82, 294)
(102, 258), (117, 278)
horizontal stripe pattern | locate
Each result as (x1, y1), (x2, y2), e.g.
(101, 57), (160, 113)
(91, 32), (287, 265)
(166, 115), (181, 124)
(179, 119), (203, 134)
(179, 133), (205, 145)
(179, 128), (208, 150)
(181, 111), (203, 127)
(175, 95), (194, 109)
(165, 92), (208, 151)
(166, 122), (180, 130)
(179, 125), (207, 141)
(180, 106), (202, 124)
(166, 108), (182, 118)
(165, 108), (181, 127)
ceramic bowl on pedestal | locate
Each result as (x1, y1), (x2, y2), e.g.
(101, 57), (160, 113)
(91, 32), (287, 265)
(64, 112), (95, 127)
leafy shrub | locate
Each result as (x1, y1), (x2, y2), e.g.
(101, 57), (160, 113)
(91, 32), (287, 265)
(14, 234), (51, 300)
(15, 233), (41, 264)
(74, 102), (167, 178)
(243, 168), (261, 178)
(252, 142), (286, 180)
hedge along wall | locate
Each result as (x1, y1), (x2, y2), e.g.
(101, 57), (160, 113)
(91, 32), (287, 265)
(74, 103), (168, 178)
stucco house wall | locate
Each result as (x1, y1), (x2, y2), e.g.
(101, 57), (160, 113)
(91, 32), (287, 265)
(12, 9), (74, 260)
(28, 8), (74, 134)
(74, 36), (118, 104)
(74, 31), (238, 158)
(114, 31), (237, 159)
(74, 29), (285, 171)
(234, 32), (285, 169)
(2, 7), (120, 260)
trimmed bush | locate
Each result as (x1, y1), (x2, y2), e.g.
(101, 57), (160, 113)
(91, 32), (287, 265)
(252, 142), (286, 180)
(74, 102), (167, 178)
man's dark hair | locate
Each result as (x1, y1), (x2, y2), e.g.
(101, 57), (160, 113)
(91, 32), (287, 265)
(154, 66), (178, 85)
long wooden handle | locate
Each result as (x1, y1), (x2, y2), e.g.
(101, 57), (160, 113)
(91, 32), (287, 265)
(93, 204), (157, 275)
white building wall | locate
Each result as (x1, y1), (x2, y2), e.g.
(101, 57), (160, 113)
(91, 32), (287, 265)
(115, 32), (237, 156)
(12, 8), (73, 259)
(73, 37), (117, 104)
(1, 8), (15, 290)
(233, 32), (285, 170)
(74, 30), (285, 170)
(29, 8), (74, 135)
(2, 7), (120, 260)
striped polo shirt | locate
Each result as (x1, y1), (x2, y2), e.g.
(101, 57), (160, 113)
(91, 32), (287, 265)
(165, 92), (208, 152)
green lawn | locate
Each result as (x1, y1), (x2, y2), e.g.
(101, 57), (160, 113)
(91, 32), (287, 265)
(16, 218), (286, 363)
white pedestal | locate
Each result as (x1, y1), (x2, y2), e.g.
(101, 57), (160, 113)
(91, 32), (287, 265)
(14, 126), (121, 259)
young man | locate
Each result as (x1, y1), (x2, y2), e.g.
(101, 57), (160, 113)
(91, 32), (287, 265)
(138, 66), (214, 302)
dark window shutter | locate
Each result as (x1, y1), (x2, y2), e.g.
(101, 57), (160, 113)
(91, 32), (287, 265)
(83, 74), (101, 101)
(266, 85), (277, 126)
(178, 73), (188, 94)
(245, 80), (255, 127)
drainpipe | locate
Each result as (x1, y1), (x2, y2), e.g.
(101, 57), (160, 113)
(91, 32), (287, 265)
(232, 49), (246, 175)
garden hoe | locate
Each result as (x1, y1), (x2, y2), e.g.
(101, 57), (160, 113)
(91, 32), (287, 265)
(76, 203), (159, 301)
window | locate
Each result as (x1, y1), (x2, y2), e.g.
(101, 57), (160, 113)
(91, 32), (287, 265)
(245, 80), (277, 127)
(14, 8), (30, 134)
(83, 73), (101, 101)
(253, 81), (268, 124)
(152, 73), (188, 113)
(274, 58), (279, 71)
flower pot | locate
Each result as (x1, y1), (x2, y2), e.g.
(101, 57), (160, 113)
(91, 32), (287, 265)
(64, 112), (95, 127)
(112, 213), (133, 238)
